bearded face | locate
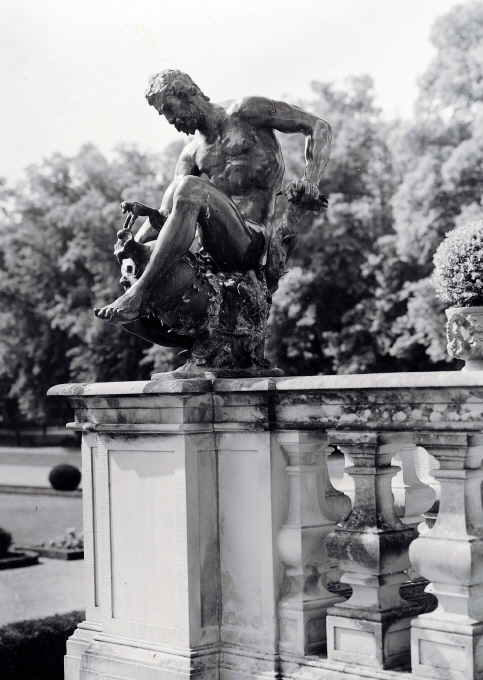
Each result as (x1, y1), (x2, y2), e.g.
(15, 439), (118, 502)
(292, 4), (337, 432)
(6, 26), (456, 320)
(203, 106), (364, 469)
(173, 100), (203, 135)
(152, 93), (204, 135)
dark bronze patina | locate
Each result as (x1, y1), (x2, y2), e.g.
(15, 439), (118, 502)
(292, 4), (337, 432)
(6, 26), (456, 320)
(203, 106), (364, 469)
(94, 70), (331, 377)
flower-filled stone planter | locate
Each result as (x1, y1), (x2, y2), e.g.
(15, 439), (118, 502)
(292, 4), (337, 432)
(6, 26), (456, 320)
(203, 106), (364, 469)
(433, 220), (483, 370)
(23, 528), (84, 561)
(31, 546), (83, 561)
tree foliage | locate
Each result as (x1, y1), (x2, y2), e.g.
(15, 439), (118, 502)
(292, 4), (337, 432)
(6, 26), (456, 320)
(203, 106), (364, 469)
(269, 1), (483, 375)
(378, 0), (483, 369)
(2, 1), (483, 421)
(0, 144), (182, 421)
(267, 76), (398, 374)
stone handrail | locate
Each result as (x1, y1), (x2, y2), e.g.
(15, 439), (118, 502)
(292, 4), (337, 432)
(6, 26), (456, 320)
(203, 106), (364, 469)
(48, 371), (483, 680)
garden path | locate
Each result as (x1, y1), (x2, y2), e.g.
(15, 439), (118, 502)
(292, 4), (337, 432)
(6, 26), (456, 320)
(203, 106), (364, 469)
(0, 558), (84, 626)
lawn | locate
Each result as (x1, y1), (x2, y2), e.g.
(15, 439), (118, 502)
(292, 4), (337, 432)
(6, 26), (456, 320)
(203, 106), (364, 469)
(0, 493), (83, 546)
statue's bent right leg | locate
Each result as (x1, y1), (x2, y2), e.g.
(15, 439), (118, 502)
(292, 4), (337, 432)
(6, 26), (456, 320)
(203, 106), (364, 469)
(94, 176), (265, 323)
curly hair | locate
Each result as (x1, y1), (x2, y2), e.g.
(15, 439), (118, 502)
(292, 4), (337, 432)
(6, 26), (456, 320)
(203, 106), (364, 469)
(145, 70), (210, 104)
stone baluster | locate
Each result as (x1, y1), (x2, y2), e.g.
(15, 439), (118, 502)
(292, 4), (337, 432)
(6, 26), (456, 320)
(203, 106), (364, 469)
(413, 446), (440, 534)
(331, 448), (355, 505)
(324, 446), (352, 524)
(324, 446), (352, 591)
(392, 443), (436, 530)
(325, 430), (420, 669)
(410, 432), (483, 680)
(276, 431), (344, 655)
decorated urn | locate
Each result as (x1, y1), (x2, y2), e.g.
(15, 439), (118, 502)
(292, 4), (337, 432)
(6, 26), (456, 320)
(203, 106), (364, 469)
(433, 220), (483, 371)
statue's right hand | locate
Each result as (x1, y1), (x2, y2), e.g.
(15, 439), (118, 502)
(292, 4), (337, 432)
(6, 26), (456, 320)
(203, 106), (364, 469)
(120, 201), (152, 217)
(120, 202), (155, 230)
(121, 201), (134, 214)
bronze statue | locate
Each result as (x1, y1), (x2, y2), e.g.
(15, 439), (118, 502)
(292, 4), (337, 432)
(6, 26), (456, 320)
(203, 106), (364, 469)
(94, 70), (331, 377)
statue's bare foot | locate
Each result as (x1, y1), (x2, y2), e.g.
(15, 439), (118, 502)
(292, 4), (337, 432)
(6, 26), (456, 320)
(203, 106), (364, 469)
(94, 285), (145, 324)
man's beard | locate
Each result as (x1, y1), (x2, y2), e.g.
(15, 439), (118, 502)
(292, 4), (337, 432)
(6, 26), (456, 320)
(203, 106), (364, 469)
(174, 102), (203, 135)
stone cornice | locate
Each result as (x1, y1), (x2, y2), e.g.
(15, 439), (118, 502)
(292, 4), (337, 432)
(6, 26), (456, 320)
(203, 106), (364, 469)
(49, 371), (483, 432)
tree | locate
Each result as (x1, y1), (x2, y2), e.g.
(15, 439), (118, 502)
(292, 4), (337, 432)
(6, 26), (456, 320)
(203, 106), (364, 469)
(267, 76), (398, 374)
(372, 0), (483, 370)
(0, 144), (181, 421)
(269, 1), (483, 377)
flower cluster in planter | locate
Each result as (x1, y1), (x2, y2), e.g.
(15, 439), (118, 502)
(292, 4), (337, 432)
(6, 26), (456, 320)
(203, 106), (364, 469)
(37, 528), (83, 551)
(433, 220), (483, 307)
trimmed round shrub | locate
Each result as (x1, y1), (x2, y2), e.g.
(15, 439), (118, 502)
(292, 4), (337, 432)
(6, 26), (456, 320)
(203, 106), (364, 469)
(0, 528), (12, 558)
(433, 220), (483, 307)
(48, 464), (81, 491)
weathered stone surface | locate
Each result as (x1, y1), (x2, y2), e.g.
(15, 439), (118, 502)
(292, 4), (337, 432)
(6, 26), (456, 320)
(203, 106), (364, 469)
(410, 431), (483, 680)
(324, 431), (420, 670)
(51, 371), (483, 680)
(276, 432), (343, 655)
(274, 379), (483, 431)
(51, 371), (483, 433)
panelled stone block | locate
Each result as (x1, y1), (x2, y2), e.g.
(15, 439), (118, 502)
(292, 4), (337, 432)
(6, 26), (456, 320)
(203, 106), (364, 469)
(216, 426), (286, 676)
(90, 428), (218, 679)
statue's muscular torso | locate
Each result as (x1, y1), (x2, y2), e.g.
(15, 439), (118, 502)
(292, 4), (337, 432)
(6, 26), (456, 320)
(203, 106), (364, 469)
(94, 88), (331, 324)
(188, 99), (285, 228)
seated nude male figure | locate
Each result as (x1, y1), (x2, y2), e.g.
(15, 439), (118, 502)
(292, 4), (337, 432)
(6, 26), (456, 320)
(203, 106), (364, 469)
(94, 70), (331, 323)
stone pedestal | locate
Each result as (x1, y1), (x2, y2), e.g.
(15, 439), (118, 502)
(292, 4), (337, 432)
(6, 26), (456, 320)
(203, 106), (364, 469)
(51, 378), (288, 680)
(63, 381), (220, 679)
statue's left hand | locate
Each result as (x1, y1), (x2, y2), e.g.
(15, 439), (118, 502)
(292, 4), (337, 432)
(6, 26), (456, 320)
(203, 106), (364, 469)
(284, 179), (328, 213)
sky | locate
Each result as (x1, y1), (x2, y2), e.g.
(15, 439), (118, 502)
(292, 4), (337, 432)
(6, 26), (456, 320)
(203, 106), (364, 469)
(0, 0), (466, 181)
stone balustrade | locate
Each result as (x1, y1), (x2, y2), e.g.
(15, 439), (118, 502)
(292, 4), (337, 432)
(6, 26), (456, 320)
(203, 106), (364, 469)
(48, 371), (483, 680)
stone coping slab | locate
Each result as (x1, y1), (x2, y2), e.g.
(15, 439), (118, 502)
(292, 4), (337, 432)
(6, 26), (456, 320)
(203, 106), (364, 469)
(48, 379), (212, 397)
(49, 371), (483, 397)
(49, 371), (483, 432)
